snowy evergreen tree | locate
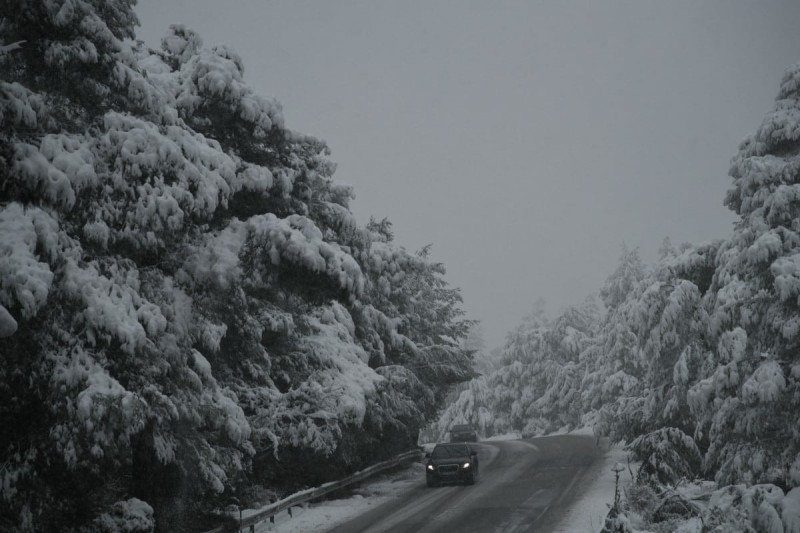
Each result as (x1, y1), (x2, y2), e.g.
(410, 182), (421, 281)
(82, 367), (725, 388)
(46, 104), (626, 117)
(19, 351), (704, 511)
(581, 248), (647, 437)
(691, 60), (800, 489)
(628, 427), (702, 486)
(600, 245), (646, 311)
(0, 4), (474, 531)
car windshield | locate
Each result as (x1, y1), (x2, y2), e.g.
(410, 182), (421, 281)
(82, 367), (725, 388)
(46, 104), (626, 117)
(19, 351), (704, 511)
(431, 445), (469, 458)
(452, 425), (472, 432)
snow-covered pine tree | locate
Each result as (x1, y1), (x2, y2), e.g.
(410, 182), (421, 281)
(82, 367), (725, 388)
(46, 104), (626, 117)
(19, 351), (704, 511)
(691, 61), (800, 489)
(581, 247), (647, 437)
(334, 226), (476, 463)
(523, 300), (600, 432)
(600, 245), (646, 312)
(0, 4), (474, 531)
(0, 3), (187, 530)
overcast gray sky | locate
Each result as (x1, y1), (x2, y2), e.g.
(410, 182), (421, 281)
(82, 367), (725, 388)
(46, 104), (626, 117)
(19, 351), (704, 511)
(136, 0), (800, 349)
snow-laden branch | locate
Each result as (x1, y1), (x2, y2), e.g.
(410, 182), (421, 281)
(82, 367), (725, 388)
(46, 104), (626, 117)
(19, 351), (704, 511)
(0, 40), (25, 55)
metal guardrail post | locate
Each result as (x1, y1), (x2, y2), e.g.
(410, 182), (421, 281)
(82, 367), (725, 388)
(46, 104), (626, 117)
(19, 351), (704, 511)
(226, 497), (241, 533)
(269, 497), (275, 525)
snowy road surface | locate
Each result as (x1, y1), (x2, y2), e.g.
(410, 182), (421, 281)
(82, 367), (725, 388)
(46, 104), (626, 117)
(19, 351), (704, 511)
(327, 435), (607, 533)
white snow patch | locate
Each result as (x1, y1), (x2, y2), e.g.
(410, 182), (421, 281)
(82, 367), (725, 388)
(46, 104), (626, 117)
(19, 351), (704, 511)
(0, 203), (55, 319)
(783, 487), (800, 532)
(0, 304), (17, 337)
(93, 497), (154, 533)
(192, 350), (213, 380)
(742, 360), (785, 404)
(551, 443), (631, 533)
(253, 464), (422, 533)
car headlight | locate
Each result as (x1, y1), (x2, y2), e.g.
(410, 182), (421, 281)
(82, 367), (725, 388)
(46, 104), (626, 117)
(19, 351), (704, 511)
(427, 464), (434, 471)
(462, 462), (471, 469)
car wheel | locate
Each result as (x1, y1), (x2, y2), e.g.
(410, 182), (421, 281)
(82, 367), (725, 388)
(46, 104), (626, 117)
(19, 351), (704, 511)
(466, 473), (475, 485)
(427, 478), (437, 488)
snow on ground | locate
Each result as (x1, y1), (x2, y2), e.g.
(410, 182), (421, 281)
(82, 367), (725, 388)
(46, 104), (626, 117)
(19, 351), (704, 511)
(551, 441), (631, 533)
(254, 463), (424, 533)
(484, 431), (524, 441)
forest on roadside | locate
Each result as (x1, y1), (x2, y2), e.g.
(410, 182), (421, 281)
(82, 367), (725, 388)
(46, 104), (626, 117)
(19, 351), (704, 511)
(0, 2), (475, 531)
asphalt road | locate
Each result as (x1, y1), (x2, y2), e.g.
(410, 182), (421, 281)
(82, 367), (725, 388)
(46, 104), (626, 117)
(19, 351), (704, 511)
(327, 435), (608, 533)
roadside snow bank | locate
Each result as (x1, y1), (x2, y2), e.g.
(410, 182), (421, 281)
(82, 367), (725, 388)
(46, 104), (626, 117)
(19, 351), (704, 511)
(552, 443), (631, 533)
(258, 465), (423, 533)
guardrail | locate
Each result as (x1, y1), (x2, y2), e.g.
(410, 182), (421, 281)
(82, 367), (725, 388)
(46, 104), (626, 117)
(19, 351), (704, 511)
(203, 448), (424, 533)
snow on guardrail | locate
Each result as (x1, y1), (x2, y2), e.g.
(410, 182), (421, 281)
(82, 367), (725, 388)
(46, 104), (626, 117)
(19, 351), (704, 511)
(202, 448), (423, 533)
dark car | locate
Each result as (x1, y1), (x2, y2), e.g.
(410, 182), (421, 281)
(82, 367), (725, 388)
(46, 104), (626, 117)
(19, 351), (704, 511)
(450, 424), (478, 442)
(425, 443), (479, 487)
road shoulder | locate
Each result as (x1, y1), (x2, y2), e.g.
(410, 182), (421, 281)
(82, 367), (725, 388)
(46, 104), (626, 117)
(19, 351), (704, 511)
(548, 440), (633, 533)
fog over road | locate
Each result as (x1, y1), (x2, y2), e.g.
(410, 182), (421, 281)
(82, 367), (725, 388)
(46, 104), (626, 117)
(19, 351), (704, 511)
(328, 435), (608, 533)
